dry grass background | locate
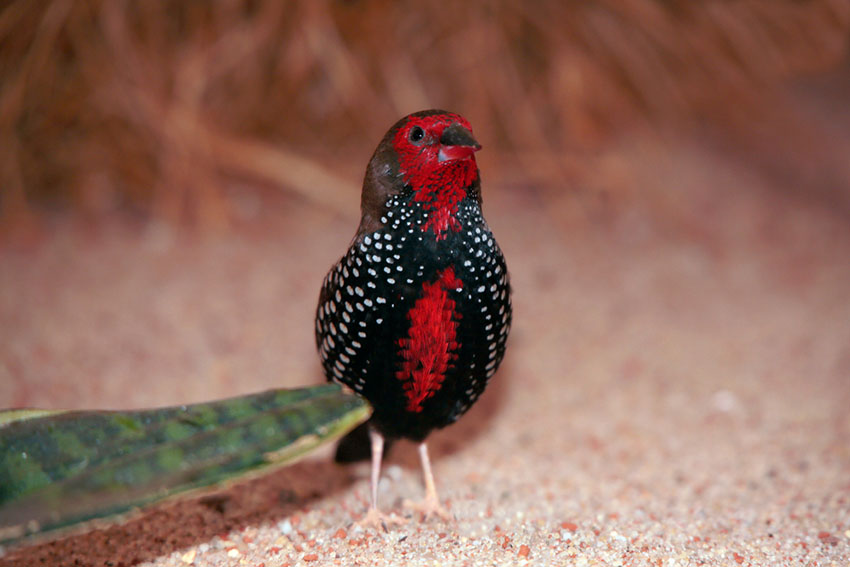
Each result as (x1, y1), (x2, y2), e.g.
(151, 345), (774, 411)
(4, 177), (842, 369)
(2, 0), (849, 232)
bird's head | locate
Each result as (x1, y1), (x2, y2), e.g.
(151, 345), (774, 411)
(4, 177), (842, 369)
(360, 109), (481, 236)
(390, 111), (481, 176)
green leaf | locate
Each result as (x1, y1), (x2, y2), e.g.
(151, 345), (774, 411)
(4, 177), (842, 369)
(0, 384), (370, 548)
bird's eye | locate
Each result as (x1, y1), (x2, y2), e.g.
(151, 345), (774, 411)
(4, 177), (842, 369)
(408, 126), (425, 144)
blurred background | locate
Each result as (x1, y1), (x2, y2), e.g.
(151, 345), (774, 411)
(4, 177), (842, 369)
(1, 0), (849, 410)
(3, 0), (849, 230)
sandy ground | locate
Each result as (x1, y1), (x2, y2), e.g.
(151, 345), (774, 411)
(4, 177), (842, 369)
(2, 108), (850, 564)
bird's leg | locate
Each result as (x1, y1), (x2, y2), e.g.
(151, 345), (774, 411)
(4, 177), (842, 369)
(404, 441), (453, 521)
(367, 427), (383, 510)
(356, 428), (404, 529)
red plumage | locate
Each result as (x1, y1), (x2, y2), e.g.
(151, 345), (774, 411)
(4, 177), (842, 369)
(396, 266), (463, 413)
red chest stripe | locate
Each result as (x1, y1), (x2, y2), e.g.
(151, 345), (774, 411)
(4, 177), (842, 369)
(395, 267), (463, 412)
(413, 176), (466, 240)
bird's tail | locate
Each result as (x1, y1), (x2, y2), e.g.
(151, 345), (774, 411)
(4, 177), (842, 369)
(334, 421), (394, 463)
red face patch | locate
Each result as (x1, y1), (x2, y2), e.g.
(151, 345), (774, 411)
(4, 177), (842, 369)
(395, 267), (463, 412)
(392, 113), (479, 240)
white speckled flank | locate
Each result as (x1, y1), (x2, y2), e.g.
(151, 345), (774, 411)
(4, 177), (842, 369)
(316, 186), (511, 412)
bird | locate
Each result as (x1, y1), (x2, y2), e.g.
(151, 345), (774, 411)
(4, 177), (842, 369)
(315, 109), (511, 526)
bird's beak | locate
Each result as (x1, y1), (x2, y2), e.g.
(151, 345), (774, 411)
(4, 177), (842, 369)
(438, 123), (481, 162)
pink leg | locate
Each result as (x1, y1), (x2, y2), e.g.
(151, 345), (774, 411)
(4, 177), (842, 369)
(356, 428), (404, 529)
(368, 427), (383, 511)
(404, 442), (452, 521)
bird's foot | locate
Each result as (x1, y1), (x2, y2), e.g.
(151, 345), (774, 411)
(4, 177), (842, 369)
(403, 496), (453, 522)
(354, 507), (406, 531)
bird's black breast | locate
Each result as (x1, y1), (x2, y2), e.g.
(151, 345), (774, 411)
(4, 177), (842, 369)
(315, 194), (511, 441)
